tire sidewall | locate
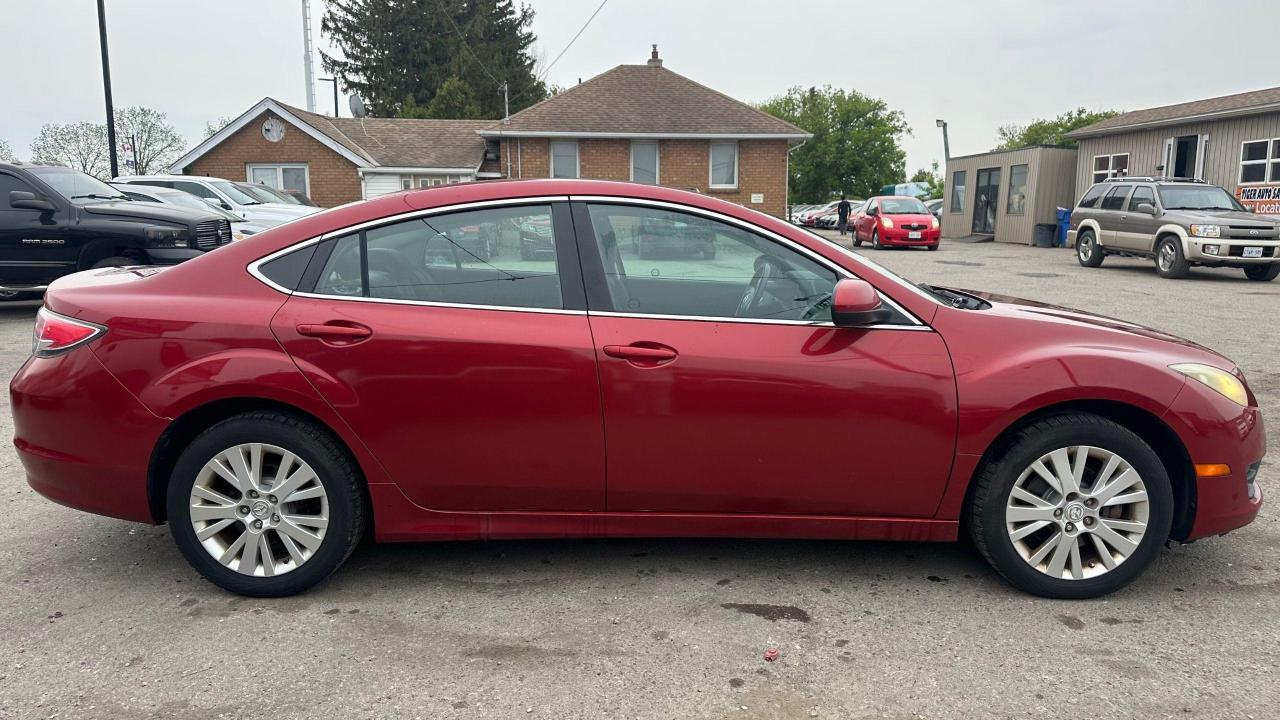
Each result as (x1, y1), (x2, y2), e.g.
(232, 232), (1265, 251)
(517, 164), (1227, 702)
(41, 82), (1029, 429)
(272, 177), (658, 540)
(167, 416), (361, 597)
(977, 420), (1174, 599)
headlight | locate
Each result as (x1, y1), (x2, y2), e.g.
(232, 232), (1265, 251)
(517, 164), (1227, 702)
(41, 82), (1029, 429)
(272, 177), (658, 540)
(1171, 363), (1249, 405)
(881, 216), (895, 228)
(1189, 224), (1221, 238)
(143, 226), (189, 247)
(930, 216), (940, 229)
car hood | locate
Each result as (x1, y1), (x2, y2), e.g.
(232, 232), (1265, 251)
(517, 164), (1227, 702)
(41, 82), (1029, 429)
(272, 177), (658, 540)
(1169, 209), (1277, 225)
(954, 289), (1226, 361)
(81, 200), (217, 225)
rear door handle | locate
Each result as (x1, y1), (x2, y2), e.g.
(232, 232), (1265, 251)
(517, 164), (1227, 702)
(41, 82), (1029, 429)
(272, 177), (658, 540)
(296, 322), (373, 341)
(603, 343), (678, 364)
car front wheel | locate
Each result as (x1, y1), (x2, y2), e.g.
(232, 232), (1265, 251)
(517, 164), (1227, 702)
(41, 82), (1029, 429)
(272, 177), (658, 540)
(1076, 230), (1104, 267)
(1155, 237), (1190, 278)
(1243, 264), (1280, 281)
(967, 413), (1173, 599)
(871, 228), (883, 250)
(167, 411), (366, 597)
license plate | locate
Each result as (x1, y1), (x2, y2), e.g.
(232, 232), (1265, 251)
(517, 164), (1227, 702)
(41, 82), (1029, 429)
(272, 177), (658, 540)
(908, 231), (922, 239)
(1243, 246), (1264, 258)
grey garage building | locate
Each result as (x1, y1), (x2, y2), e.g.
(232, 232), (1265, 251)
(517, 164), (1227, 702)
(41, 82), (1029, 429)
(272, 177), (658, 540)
(1064, 86), (1280, 215)
(941, 145), (1078, 244)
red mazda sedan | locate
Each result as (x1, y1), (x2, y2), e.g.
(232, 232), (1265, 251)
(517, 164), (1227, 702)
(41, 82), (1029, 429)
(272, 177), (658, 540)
(11, 180), (1264, 598)
(853, 195), (941, 250)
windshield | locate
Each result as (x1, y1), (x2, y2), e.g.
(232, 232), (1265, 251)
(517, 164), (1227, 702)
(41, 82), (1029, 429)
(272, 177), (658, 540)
(209, 180), (262, 205)
(156, 189), (242, 220)
(880, 198), (930, 214)
(1158, 185), (1247, 212)
(28, 166), (129, 204)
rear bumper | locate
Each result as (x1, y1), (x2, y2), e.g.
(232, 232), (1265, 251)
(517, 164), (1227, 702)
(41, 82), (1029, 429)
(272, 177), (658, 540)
(11, 348), (167, 523)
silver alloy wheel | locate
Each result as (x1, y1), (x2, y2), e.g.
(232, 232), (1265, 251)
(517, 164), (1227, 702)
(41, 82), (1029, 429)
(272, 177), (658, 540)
(1078, 236), (1093, 261)
(188, 443), (329, 577)
(1005, 446), (1149, 581)
(1158, 241), (1176, 271)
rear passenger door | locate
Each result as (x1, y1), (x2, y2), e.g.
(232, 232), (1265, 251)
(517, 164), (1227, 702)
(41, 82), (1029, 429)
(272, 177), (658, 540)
(270, 200), (606, 512)
(1120, 185), (1159, 252)
(1096, 184), (1132, 248)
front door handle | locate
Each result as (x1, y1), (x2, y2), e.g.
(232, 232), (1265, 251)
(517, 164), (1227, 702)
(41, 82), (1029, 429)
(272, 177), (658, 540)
(296, 322), (373, 342)
(603, 343), (678, 364)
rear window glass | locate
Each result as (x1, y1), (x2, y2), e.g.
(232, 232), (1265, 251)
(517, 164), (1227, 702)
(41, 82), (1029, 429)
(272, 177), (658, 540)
(1099, 186), (1131, 211)
(1077, 184), (1106, 208)
(257, 244), (317, 291)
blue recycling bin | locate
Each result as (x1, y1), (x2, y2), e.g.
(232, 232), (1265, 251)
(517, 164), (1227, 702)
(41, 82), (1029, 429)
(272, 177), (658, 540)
(1056, 207), (1072, 247)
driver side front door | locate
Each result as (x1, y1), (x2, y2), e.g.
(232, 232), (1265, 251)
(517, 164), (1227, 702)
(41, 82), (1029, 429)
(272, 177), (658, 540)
(574, 201), (958, 518)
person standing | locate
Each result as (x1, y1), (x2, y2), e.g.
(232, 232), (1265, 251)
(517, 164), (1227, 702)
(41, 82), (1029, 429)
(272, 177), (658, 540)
(836, 195), (852, 236)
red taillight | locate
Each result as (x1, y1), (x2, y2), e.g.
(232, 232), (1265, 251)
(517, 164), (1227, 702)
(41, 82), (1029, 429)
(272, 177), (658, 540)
(32, 307), (106, 358)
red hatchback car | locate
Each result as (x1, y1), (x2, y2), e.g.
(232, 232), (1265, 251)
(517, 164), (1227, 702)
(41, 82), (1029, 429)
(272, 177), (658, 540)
(11, 180), (1264, 598)
(853, 195), (941, 250)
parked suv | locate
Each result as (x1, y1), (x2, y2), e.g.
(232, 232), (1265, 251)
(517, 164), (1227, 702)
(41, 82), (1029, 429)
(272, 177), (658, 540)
(1068, 177), (1280, 280)
(114, 175), (320, 229)
(1, 163), (231, 299)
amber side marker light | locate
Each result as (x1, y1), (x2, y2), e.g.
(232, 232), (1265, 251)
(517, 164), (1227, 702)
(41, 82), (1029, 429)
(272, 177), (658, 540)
(1195, 464), (1232, 478)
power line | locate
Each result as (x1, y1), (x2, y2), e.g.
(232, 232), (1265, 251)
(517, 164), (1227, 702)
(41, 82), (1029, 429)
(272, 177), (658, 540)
(432, 0), (502, 87)
(538, 0), (609, 81)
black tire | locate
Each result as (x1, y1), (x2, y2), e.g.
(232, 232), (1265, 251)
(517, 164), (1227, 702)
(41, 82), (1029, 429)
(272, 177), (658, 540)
(167, 411), (366, 597)
(927, 244), (939, 251)
(966, 413), (1173, 599)
(871, 228), (883, 250)
(91, 256), (132, 269)
(1154, 236), (1190, 279)
(1076, 230), (1104, 268)
(852, 233), (862, 247)
(1243, 264), (1280, 281)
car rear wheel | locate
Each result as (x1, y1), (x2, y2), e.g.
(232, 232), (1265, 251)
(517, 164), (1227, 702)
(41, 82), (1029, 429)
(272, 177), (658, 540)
(167, 411), (366, 597)
(1155, 237), (1190, 278)
(966, 413), (1173, 599)
(1243, 264), (1280, 281)
(1076, 230), (1104, 267)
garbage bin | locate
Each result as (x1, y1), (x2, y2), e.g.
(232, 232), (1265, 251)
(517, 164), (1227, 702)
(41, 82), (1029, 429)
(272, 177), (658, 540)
(1056, 207), (1072, 247)
(1033, 223), (1056, 248)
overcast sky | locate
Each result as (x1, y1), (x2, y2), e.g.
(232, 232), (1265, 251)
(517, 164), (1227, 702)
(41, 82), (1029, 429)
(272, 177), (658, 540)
(2, 0), (1277, 175)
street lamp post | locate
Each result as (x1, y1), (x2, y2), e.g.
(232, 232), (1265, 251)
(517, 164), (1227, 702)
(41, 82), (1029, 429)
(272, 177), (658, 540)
(97, 0), (119, 178)
(936, 119), (950, 162)
(319, 78), (339, 117)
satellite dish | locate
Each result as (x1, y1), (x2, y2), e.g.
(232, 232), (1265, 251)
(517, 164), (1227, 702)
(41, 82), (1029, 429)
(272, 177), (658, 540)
(348, 94), (367, 118)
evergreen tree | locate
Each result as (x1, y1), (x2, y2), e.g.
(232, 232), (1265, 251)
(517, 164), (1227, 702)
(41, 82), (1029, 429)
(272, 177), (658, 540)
(322, 0), (545, 119)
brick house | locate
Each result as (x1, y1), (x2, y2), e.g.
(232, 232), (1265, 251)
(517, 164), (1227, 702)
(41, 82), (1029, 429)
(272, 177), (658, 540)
(171, 48), (809, 216)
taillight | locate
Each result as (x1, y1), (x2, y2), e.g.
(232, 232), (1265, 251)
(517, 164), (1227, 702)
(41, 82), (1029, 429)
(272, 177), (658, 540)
(32, 307), (106, 358)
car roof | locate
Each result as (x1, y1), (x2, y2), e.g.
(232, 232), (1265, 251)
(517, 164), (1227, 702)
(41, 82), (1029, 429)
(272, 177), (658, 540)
(118, 174), (223, 182)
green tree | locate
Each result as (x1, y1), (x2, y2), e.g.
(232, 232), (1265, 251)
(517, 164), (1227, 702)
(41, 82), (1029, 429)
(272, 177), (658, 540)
(910, 161), (945, 199)
(759, 86), (909, 203)
(114, 106), (185, 175)
(30, 122), (110, 178)
(425, 76), (484, 118)
(995, 107), (1121, 150)
(322, 0), (545, 119)
(204, 116), (234, 139)
(0, 138), (15, 162)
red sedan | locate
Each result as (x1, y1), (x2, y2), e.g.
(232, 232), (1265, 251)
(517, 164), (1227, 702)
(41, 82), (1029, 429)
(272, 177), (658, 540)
(853, 195), (941, 250)
(11, 180), (1263, 598)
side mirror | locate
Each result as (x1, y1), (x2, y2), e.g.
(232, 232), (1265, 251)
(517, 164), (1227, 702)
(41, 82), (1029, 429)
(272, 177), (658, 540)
(1135, 202), (1158, 215)
(831, 278), (892, 327)
(866, 206), (879, 216)
(204, 197), (232, 211)
(9, 190), (56, 212)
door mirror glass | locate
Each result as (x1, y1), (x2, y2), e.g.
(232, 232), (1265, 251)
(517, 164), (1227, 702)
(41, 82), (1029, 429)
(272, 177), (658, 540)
(866, 205), (879, 216)
(831, 278), (891, 327)
(1135, 202), (1157, 215)
(8, 190), (55, 212)
(204, 197), (232, 211)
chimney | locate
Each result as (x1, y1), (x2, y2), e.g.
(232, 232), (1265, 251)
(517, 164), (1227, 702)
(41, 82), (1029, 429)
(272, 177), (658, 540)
(647, 44), (662, 67)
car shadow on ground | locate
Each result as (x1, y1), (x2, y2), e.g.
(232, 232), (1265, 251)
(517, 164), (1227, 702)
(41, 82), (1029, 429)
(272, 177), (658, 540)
(0, 300), (41, 318)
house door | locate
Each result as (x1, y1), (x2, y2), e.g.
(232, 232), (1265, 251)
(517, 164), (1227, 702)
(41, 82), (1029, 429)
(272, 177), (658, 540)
(972, 167), (1001, 234)
(1164, 134), (1209, 179)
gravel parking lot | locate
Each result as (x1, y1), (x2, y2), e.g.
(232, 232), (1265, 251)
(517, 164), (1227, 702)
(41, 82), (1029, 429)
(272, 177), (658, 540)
(1, 238), (1276, 720)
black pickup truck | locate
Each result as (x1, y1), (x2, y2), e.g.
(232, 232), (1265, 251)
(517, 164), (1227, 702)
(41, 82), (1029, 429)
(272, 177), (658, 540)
(0, 162), (232, 299)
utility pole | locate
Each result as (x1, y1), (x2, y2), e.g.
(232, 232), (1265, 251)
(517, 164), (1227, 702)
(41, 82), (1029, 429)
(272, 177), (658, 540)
(97, 0), (119, 178)
(302, 0), (316, 112)
(935, 119), (951, 162)
(500, 81), (509, 124)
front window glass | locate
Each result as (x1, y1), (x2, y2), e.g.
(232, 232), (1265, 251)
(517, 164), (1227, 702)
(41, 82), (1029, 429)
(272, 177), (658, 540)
(585, 204), (839, 322)
(1127, 186), (1155, 211)
(26, 166), (127, 204)
(312, 205), (563, 309)
(1157, 185), (1246, 212)
(880, 198), (929, 214)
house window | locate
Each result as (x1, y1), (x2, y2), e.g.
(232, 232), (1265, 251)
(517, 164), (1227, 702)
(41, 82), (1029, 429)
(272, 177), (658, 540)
(1092, 154), (1128, 184)
(1006, 164), (1028, 215)
(950, 170), (966, 213)
(1239, 139), (1280, 184)
(631, 141), (659, 184)
(551, 141), (579, 179)
(247, 164), (309, 195)
(401, 177), (412, 191)
(709, 142), (738, 188)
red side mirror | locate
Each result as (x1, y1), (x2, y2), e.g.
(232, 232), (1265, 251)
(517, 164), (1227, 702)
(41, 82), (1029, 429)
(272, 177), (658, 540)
(831, 278), (892, 327)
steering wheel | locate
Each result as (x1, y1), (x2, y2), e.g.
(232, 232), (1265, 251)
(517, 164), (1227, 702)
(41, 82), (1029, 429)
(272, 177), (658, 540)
(799, 291), (834, 321)
(734, 255), (784, 318)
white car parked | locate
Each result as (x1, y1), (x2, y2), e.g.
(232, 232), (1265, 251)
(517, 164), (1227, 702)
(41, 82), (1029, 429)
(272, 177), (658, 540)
(113, 175), (320, 229)
(110, 183), (272, 241)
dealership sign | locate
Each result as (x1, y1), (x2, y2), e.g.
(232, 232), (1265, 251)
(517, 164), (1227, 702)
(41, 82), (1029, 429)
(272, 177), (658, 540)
(1236, 184), (1280, 215)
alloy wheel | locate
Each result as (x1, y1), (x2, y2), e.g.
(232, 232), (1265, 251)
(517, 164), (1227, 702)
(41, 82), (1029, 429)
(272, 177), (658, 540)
(188, 443), (329, 577)
(1078, 237), (1092, 262)
(1158, 242), (1176, 272)
(1005, 446), (1149, 581)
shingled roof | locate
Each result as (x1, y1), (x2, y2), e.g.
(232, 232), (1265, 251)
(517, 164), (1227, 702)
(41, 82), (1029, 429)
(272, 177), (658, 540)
(1065, 86), (1280, 139)
(281, 103), (495, 169)
(479, 58), (809, 138)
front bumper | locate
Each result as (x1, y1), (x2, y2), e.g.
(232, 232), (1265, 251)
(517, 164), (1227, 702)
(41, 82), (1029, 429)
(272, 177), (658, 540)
(1184, 238), (1280, 264)
(11, 348), (167, 523)
(879, 228), (940, 247)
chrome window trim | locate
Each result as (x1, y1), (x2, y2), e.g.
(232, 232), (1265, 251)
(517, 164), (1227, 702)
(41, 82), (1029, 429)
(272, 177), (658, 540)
(586, 310), (931, 331)
(571, 195), (931, 326)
